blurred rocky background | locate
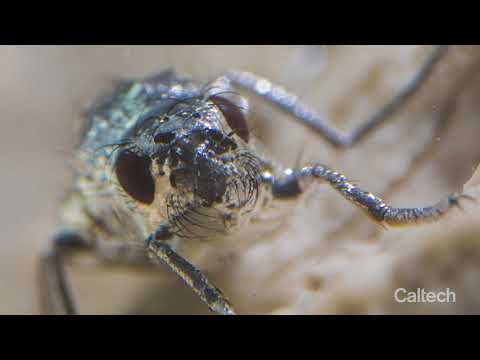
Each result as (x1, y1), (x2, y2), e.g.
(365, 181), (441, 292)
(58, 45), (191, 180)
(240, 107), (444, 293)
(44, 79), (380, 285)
(1, 45), (479, 314)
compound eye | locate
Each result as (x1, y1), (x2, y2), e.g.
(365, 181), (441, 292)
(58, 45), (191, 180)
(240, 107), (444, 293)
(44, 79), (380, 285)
(114, 149), (155, 205)
(209, 95), (249, 143)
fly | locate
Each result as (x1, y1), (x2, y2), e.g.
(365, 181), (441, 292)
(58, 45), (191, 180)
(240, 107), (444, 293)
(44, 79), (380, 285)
(39, 46), (475, 315)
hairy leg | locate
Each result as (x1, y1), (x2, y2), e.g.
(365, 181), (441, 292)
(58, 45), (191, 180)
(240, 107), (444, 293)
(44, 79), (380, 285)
(39, 229), (235, 315)
(270, 164), (474, 227)
(226, 45), (448, 148)
(145, 229), (235, 315)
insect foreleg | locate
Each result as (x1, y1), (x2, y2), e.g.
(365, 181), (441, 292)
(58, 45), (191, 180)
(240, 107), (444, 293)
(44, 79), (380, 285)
(270, 164), (474, 227)
(226, 45), (448, 148)
(145, 229), (235, 315)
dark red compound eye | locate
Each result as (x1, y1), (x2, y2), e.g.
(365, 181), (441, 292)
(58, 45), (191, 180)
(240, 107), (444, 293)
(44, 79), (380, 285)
(115, 149), (155, 205)
(209, 95), (249, 143)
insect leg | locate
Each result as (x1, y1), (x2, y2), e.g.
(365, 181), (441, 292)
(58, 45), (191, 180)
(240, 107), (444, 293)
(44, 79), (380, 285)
(226, 45), (448, 148)
(145, 230), (235, 315)
(38, 231), (91, 314)
(269, 164), (474, 227)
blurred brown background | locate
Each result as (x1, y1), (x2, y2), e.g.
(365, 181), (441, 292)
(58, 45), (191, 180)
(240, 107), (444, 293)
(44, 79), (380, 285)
(1, 45), (480, 314)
